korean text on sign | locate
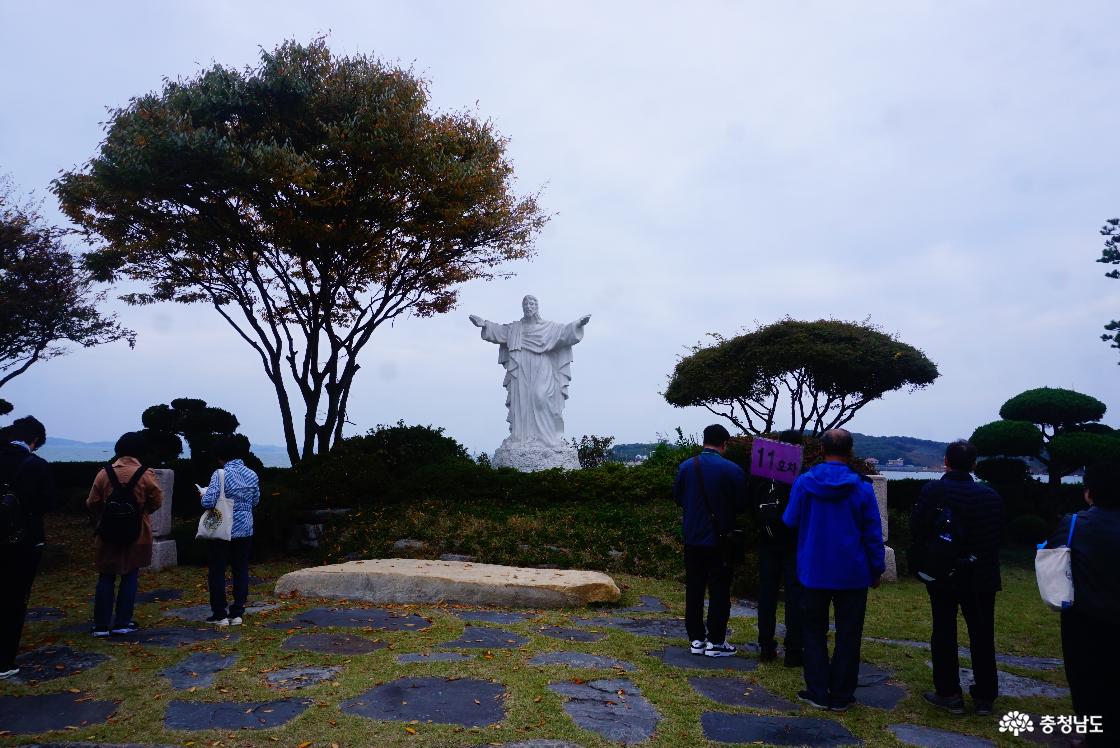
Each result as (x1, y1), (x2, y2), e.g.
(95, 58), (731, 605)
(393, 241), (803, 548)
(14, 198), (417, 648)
(751, 438), (803, 485)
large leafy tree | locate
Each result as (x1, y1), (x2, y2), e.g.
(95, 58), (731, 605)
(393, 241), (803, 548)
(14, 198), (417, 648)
(55, 39), (547, 464)
(664, 318), (939, 434)
(1098, 218), (1120, 361)
(0, 178), (133, 413)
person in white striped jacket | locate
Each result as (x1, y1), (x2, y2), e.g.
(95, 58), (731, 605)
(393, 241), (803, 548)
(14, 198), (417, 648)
(200, 435), (260, 626)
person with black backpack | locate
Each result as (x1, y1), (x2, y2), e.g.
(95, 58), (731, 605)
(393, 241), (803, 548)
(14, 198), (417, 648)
(0, 416), (56, 679)
(909, 439), (1004, 716)
(85, 432), (164, 637)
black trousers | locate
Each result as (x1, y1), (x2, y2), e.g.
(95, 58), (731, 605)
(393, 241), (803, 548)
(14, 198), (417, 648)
(1062, 607), (1120, 746)
(208, 537), (252, 618)
(684, 545), (732, 644)
(0, 543), (42, 670)
(757, 540), (802, 654)
(927, 581), (998, 702)
(802, 586), (868, 706)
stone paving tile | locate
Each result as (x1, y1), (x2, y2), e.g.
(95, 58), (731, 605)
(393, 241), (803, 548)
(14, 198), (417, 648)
(535, 625), (606, 643)
(25, 607), (66, 620)
(165, 601), (283, 621)
(14, 646), (108, 683)
(611, 595), (668, 614)
(269, 606), (429, 631)
(869, 638), (1064, 671)
(455, 610), (533, 625)
(653, 646), (759, 671)
(855, 680), (907, 709)
(570, 616), (684, 639)
(161, 652), (238, 690)
(342, 676), (506, 727)
(857, 662), (892, 686)
(0, 692), (117, 735)
(1018, 714), (1082, 747)
(549, 678), (660, 745)
(689, 676), (798, 710)
(396, 652), (474, 664)
(440, 625), (529, 649)
(888, 723), (997, 747)
(700, 712), (860, 746)
(923, 664), (1070, 699)
(28, 743), (177, 747)
(280, 632), (385, 655)
(529, 652), (637, 672)
(115, 626), (239, 647)
(265, 665), (341, 690)
(468, 741), (583, 748)
(164, 698), (311, 730)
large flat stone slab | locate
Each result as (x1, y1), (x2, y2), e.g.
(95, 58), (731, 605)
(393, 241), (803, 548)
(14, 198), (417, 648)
(116, 626), (239, 647)
(654, 646), (758, 671)
(266, 665), (341, 690)
(530, 652), (636, 672)
(689, 676), (798, 710)
(161, 652), (237, 690)
(280, 632), (385, 655)
(549, 679), (660, 744)
(342, 676), (506, 727)
(14, 646), (108, 682)
(269, 606), (429, 631)
(275, 558), (620, 608)
(701, 712), (859, 746)
(440, 625), (529, 649)
(0, 692), (117, 734)
(889, 723), (996, 747)
(164, 698), (311, 730)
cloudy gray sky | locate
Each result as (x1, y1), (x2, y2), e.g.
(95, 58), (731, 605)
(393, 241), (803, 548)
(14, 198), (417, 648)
(1, 1), (1117, 459)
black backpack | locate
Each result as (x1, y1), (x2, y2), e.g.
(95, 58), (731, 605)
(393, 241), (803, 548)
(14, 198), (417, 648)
(97, 464), (148, 546)
(0, 455), (34, 546)
(911, 493), (976, 583)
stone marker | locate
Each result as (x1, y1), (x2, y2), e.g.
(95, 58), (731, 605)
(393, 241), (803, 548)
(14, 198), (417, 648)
(342, 676), (506, 727)
(116, 626), (237, 646)
(456, 610), (533, 624)
(701, 712), (859, 746)
(689, 676), (798, 710)
(529, 652), (637, 672)
(888, 723), (996, 748)
(164, 698), (311, 730)
(396, 652), (473, 664)
(440, 625), (529, 649)
(0, 692), (117, 734)
(265, 665), (341, 690)
(269, 606), (430, 631)
(161, 652), (237, 690)
(281, 632), (384, 655)
(536, 625), (606, 643)
(870, 474), (897, 582)
(276, 558), (620, 607)
(549, 678), (660, 744)
(654, 646), (759, 672)
(14, 646), (108, 682)
(146, 468), (176, 571)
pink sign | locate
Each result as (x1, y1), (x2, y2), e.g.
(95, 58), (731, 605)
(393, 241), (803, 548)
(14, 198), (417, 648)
(750, 437), (803, 484)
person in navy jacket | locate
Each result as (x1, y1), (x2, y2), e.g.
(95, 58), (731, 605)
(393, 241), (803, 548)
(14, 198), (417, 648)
(673, 424), (748, 657)
(783, 428), (884, 711)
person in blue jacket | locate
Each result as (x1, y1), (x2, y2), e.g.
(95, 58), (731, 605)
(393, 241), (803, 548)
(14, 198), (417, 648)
(783, 428), (885, 711)
(673, 424), (748, 657)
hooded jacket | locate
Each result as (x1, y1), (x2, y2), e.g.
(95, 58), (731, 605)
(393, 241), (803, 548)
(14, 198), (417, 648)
(783, 461), (885, 589)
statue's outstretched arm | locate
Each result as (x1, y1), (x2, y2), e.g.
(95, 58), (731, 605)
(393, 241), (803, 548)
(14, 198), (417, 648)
(469, 314), (484, 328)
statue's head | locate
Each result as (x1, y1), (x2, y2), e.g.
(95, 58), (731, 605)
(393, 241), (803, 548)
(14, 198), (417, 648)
(521, 295), (539, 319)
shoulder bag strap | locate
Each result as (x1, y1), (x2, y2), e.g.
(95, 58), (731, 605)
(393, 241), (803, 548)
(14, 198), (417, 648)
(1066, 513), (1077, 547)
(124, 465), (148, 492)
(692, 455), (724, 535)
(104, 464), (124, 491)
(218, 468), (226, 502)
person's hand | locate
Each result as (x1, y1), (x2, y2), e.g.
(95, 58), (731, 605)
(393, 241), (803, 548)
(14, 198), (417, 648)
(870, 575), (882, 589)
(578, 314), (591, 326)
(469, 314), (483, 328)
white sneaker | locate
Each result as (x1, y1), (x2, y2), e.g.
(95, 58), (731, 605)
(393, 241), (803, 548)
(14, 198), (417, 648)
(0, 668), (19, 679)
(689, 639), (708, 655)
(228, 616), (242, 626)
(206, 615), (230, 626)
(705, 641), (737, 657)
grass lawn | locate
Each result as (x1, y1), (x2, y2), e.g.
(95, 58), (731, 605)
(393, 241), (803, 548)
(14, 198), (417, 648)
(0, 515), (1070, 747)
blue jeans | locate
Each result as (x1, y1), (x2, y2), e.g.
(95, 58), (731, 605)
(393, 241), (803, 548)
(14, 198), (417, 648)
(208, 537), (252, 618)
(801, 586), (868, 706)
(94, 570), (138, 630)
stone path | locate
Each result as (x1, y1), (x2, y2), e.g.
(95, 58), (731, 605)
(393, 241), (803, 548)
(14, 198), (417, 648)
(870, 637), (1064, 671)
(164, 698), (311, 730)
(611, 595), (668, 613)
(341, 676), (506, 727)
(280, 632), (385, 654)
(440, 625), (529, 649)
(14, 646), (108, 683)
(530, 652), (637, 672)
(270, 606), (429, 630)
(456, 610), (533, 624)
(25, 606), (66, 620)
(689, 676), (798, 710)
(924, 664), (1070, 699)
(701, 712), (860, 745)
(161, 652), (237, 690)
(0, 692), (117, 734)
(653, 646), (759, 671)
(889, 723), (997, 747)
(535, 625), (606, 643)
(548, 678), (660, 744)
(571, 616), (684, 639)
(116, 626), (239, 647)
(397, 652), (473, 663)
(165, 600), (283, 621)
(854, 663), (907, 709)
(133, 588), (182, 603)
(265, 665), (341, 690)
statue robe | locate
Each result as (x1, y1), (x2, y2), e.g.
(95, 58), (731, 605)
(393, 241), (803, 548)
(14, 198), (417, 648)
(479, 318), (585, 448)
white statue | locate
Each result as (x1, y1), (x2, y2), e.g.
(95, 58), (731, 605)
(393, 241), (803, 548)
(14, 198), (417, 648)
(470, 295), (590, 470)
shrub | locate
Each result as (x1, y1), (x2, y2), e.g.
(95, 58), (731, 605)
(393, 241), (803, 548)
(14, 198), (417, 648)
(1008, 515), (1051, 546)
(885, 478), (926, 512)
(975, 457), (1030, 484)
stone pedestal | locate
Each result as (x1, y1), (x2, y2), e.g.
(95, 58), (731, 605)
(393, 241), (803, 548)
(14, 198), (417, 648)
(145, 468), (177, 571)
(493, 443), (581, 471)
(870, 475), (897, 582)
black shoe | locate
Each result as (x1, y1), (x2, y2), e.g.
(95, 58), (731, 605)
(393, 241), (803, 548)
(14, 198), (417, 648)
(830, 696), (856, 712)
(783, 649), (804, 668)
(923, 691), (965, 715)
(759, 646), (778, 663)
(973, 699), (994, 716)
(797, 690), (830, 710)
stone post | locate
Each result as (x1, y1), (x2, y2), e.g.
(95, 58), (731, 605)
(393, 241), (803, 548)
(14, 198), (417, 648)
(146, 468), (177, 571)
(870, 475), (897, 582)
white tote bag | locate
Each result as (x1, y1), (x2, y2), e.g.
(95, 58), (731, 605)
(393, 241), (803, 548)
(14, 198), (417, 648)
(196, 469), (233, 541)
(1035, 513), (1077, 610)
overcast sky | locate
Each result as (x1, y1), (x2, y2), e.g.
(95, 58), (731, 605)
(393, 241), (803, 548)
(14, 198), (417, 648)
(1, 1), (1117, 458)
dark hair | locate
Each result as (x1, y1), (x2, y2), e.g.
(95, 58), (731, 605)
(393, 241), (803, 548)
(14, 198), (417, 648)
(945, 439), (978, 472)
(820, 428), (853, 457)
(7, 416), (46, 447)
(702, 424), (731, 447)
(1084, 462), (1120, 508)
(777, 429), (804, 445)
(114, 431), (148, 460)
(212, 434), (246, 462)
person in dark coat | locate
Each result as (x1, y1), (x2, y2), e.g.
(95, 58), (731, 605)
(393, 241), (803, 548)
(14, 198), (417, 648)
(0, 416), (57, 679)
(86, 432), (164, 636)
(1047, 461), (1120, 745)
(910, 439), (1004, 716)
(673, 424), (748, 657)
